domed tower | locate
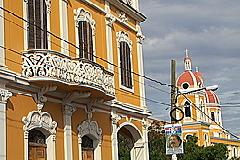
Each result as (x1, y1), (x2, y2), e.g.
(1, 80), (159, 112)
(176, 50), (206, 123)
(176, 50), (211, 147)
(205, 90), (228, 138)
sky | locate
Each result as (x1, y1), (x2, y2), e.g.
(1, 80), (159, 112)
(139, 0), (240, 136)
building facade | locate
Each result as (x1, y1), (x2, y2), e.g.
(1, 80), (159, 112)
(0, 0), (150, 160)
(176, 50), (240, 159)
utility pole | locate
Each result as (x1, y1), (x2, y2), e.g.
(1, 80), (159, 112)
(170, 59), (177, 160)
(170, 59), (176, 123)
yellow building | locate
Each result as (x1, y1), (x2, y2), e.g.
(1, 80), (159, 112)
(0, 0), (151, 160)
(176, 50), (240, 159)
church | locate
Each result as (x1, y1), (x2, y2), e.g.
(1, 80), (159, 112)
(176, 50), (240, 159)
(0, 0), (150, 159)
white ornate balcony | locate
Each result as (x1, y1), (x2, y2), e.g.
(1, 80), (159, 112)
(22, 50), (115, 99)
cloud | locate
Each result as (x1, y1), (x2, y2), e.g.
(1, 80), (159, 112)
(140, 0), (240, 134)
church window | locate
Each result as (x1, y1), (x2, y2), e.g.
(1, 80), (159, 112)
(182, 83), (189, 89)
(184, 101), (191, 117)
(211, 112), (215, 121)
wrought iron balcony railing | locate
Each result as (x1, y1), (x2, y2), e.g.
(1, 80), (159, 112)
(22, 50), (115, 97)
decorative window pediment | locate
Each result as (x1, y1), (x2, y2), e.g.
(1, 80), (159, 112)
(74, 8), (96, 33)
(22, 111), (57, 134)
(117, 31), (132, 51)
(78, 120), (102, 144)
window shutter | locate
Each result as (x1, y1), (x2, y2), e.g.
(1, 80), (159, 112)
(83, 22), (88, 59)
(27, 0), (35, 49)
(78, 21), (83, 58)
(126, 45), (132, 87)
(43, 1), (48, 49)
(88, 23), (93, 61)
(35, 0), (42, 49)
(120, 42), (125, 86)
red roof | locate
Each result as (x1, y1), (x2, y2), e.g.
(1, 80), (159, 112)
(205, 90), (220, 104)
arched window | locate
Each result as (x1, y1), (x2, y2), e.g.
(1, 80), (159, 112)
(117, 31), (133, 89)
(184, 101), (191, 117)
(82, 135), (94, 160)
(120, 41), (132, 88)
(28, 129), (47, 159)
(211, 112), (215, 121)
(27, 0), (48, 49)
(75, 8), (95, 61)
(78, 21), (93, 60)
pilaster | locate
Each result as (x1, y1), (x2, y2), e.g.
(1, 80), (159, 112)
(63, 104), (76, 160)
(0, 88), (12, 160)
(111, 111), (121, 160)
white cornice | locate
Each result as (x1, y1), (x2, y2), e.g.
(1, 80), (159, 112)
(106, 0), (146, 22)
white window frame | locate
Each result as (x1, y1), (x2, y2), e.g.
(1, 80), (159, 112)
(77, 120), (102, 160)
(74, 8), (96, 61)
(0, 0), (4, 66)
(22, 111), (57, 160)
(116, 31), (134, 93)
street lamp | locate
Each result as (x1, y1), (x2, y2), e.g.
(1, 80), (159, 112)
(179, 85), (218, 94)
(170, 85), (218, 122)
(169, 84), (219, 160)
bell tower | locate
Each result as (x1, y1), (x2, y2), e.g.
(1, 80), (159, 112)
(184, 49), (192, 71)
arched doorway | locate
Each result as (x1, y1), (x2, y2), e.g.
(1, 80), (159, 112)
(82, 135), (94, 160)
(28, 129), (47, 160)
(117, 124), (143, 160)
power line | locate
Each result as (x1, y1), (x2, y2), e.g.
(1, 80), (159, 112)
(180, 93), (240, 140)
(2, 5), (239, 140)
(0, 6), (170, 88)
(0, 9), (171, 96)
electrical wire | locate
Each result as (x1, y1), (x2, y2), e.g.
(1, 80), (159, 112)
(0, 9), (171, 96)
(1, 6), (239, 140)
(0, 6), (171, 88)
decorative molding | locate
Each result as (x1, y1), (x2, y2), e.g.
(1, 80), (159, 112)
(45, 0), (51, 13)
(142, 118), (150, 130)
(22, 50), (115, 96)
(116, 31), (132, 51)
(22, 110), (57, 160)
(122, 0), (133, 6)
(111, 111), (122, 125)
(64, 105), (77, 117)
(74, 8), (96, 34)
(63, 91), (91, 105)
(22, 111), (57, 135)
(105, 13), (116, 27)
(118, 12), (128, 23)
(32, 85), (57, 111)
(23, 0), (51, 13)
(81, 0), (106, 14)
(136, 27), (145, 44)
(78, 120), (102, 144)
(0, 88), (12, 103)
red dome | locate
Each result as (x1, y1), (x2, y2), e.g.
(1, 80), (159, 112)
(177, 71), (204, 89)
(205, 90), (220, 104)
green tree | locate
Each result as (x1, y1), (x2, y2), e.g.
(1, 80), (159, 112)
(148, 131), (228, 160)
(148, 130), (169, 160)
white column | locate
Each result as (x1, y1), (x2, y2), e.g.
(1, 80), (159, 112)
(59, 0), (69, 55)
(136, 25), (146, 109)
(111, 111), (121, 160)
(63, 105), (76, 160)
(0, 0), (5, 66)
(142, 119), (149, 160)
(0, 88), (12, 160)
(105, 2), (115, 73)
